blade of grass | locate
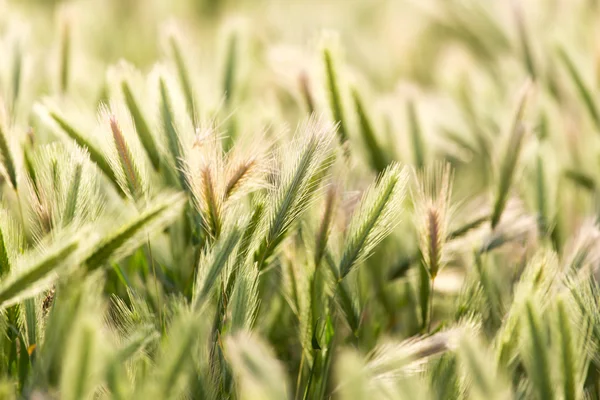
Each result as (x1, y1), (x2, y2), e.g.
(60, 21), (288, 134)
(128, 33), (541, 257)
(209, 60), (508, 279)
(121, 81), (161, 170)
(490, 83), (531, 228)
(407, 100), (425, 169)
(324, 47), (349, 148)
(170, 35), (197, 127)
(557, 46), (600, 132)
(48, 111), (121, 194)
(352, 88), (389, 173)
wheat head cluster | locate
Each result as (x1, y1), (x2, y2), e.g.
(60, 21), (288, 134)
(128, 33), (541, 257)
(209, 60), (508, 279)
(0, 0), (597, 399)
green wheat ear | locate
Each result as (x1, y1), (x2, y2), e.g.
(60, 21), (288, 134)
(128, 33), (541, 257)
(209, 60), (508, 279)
(338, 163), (408, 280)
(254, 117), (335, 271)
(107, 114), (144, 201)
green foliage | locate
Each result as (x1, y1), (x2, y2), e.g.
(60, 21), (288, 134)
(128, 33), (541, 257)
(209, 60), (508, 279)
(0, 1), (598, 398)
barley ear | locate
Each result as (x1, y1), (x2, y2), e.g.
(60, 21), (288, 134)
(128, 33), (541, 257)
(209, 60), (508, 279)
(338, 163), (407, 279)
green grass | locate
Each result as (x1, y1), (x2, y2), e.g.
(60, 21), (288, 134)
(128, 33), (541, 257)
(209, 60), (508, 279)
(0, 0), (598, 398)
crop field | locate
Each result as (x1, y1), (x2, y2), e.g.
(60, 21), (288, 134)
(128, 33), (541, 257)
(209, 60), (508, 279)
(0, 0), (599, 398)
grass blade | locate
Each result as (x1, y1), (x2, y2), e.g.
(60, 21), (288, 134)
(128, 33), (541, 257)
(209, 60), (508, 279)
(159, 78), (188, 191)
(193, 227), (241, 309)
(170, 35), (197, 126)
(352, 88), (389, 173)
(121, 80), (161, 170)
(490, 83), (531, 228)
(522, 300), (554, 400)
(557, 46), (600, 132)
(48, 111), (121, 193)
(324, 47), (349, 148)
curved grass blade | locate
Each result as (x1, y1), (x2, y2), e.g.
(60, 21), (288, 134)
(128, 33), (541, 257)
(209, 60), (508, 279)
(557, 46), (600, 132)
(121, 81), (161, 170)
(352, 88), (389, 173)
(48, 111), (121, 193)
(324, 47), (349, 148)
(490, 84), (531, 228)
(170, 35), (197, 127)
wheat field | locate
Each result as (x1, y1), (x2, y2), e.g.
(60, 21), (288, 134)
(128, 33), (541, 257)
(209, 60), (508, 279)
(0, 0), (598, 398)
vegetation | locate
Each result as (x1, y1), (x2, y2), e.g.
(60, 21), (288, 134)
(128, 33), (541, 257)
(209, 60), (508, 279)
(0, 0), (598, 398)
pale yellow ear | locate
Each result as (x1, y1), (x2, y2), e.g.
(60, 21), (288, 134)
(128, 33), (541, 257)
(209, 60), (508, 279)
(413, 162), (454, 280)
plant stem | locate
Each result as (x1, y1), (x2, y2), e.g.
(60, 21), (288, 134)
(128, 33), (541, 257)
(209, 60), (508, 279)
(428, 276), (435, 333)
(147, 236), (163, 332)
